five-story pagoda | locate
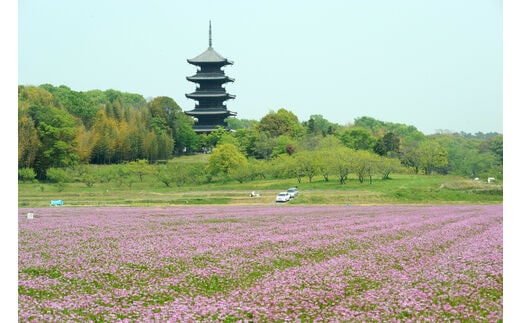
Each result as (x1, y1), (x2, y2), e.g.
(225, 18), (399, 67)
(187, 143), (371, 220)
(185, 22), (236, 133)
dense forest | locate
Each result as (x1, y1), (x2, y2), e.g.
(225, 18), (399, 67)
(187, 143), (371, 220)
(18, 84), (502, 183)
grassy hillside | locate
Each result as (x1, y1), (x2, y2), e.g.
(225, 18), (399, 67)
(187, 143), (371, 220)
(18, 164), (502, 208)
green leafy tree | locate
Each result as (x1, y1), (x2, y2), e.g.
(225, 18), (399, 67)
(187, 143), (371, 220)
(247, 158), (269, 180)
(273, 154), (304, 183)
(294, 151), (320, 182)
(311, 139), (345, 181)
(80, 173), (97, 187)
(352, 150), (379, 183)
(433, 133), (501, 179)
(173, 163), (196, 187)
(272, 135), (296, 158)
(173, 115), (199, 153)
(256, 108), (304, 138)
(353, 116), (384, 132)
(226, 117), (258, 130)
(115, 164), (133, 187)
(428, 132), (502, 178)
(229, 163), (253, 183)
(205, 126), (236, 148)
(232, 128), (258, 157)
(298, 132), (347, 152)
(476, 134), (503, 176)
(467, 151), (500, 179)
(253, 132), (277, 160)
(354, 116), (426, 146)
(400, 141), (421, 174)
(125, 159), (151, 182)
(104, 89), (130, 122)
(340, 127), (377, 151)
(486, 134), (503, 164)
(118, 91), (147, 109)
(331, 147), (356, 184)
(306, 117), (316, 134)
(39, 84), (98, 128)
(417, 140), (449, 175)
(74, 165), (115, 184)
(373, 132), (401, 156)
(373, 139), (385, 156)
(315, 150), (332, 182)
(147, 96), (196, 153)
(207, 143), (247, 176)
(316, 142), (354, 183)
(377, 156), (403, 180)
(428, 134), (480, 177)
(314, 135), (344, 151)
(296, 134), (322, 152)
(303, 114), (338, 136)
(155, 163), (192, 187)
(157, 131), (175, 160)
(28, 105), (80, 179)
(18, 85), (57, 108)
(148, 97), (174, 132)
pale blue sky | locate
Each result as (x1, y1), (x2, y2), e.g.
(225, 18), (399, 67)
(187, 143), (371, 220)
(18, 0), (503, 135)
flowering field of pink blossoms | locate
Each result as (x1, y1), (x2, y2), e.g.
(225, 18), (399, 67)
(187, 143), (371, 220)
(18, 204), (502, 322)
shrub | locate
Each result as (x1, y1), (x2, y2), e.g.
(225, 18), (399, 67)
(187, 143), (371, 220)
(18, 168), (37, 183)
(46, 168), (72, 183)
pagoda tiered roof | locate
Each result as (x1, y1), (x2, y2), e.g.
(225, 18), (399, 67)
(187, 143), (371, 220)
(187, 47), (233, 66)
(186, 91), (236, 100)
(186, 73), (234, 83)
(185, 108), (237, 116)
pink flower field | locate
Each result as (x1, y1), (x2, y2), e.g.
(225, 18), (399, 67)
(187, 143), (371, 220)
(18, 204), (502, 322)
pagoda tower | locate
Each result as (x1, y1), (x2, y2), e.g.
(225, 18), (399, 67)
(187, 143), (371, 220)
(185, 21), (236, 133)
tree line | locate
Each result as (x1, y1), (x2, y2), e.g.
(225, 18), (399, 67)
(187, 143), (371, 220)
(18, 84), (502, 182)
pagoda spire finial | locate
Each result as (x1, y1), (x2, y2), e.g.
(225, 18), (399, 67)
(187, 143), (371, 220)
(209, 20), (212, 48)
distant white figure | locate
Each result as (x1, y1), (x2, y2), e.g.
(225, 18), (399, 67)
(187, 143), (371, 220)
(250, 191), (260, 197)
(487, 177), (496, 184)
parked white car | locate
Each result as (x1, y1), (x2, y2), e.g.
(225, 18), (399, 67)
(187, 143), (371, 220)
(287, 187), (299, 198)
(275, 192), (291, 203)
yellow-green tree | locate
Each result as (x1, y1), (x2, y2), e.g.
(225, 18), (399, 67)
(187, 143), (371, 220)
(377, 156), (404, 180)
(75, 124), (96, 163)
(18, 112), (39, 169)
(418, 140), (448, 175)
(18, 85), (56, 109)
(294, 150), (320, 182)
(352, 150), (379, 183)
(207, 143), (247, 176)
(90, 109), (118, 164)
(125, 159), (151, 182)
(327, 146), (356, 184)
